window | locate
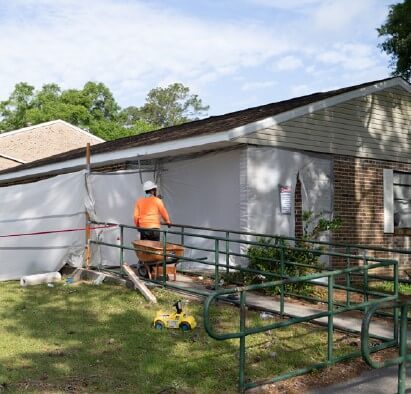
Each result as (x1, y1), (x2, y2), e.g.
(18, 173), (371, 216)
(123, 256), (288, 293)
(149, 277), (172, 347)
(384, 169), (411, 233)
(393, 171), (411, 229)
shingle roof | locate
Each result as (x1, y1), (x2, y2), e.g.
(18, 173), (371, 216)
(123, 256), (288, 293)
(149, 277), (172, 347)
(0, 76), (400, 175)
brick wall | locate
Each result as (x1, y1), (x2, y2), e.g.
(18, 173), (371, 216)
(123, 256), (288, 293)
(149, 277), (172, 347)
(333, 155), (411, 277)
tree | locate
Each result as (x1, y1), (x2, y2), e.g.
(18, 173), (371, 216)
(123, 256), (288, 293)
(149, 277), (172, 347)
(81, 82), (120, 122)
(0, 82), (35, 131)
(378, 0), (411, 80)
(136, 83), (209, 128)
(0, 81), (209, 140)
(25, 83), (77, 125)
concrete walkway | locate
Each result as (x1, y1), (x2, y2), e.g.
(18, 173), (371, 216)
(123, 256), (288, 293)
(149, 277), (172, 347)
(309, 366), (411, 394)
(173, 276), (407, 343)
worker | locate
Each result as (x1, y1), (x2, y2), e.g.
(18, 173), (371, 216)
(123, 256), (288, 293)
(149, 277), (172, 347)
(133, 180), (171, 241)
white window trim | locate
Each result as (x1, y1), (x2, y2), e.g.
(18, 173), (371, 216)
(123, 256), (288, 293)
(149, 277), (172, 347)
(383, 169), (394, 233)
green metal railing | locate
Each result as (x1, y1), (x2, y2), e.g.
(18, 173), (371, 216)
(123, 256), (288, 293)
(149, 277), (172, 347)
(90, 221), (399, 303)
(361, 300), (411, 394)
(93, 220), (410, 284)
(91, 221), (401, 310)
(203, 262), (398, 393)
(89, 220), (405, 392)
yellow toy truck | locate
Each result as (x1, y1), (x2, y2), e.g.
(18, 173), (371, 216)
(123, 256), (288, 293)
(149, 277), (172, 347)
(153, 300), (197, 331)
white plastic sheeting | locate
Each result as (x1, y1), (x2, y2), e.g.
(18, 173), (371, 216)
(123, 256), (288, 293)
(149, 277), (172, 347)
(245, 146), (332, 237)
(245, 146), (333, 267)
(0, 171), (86, 281)
(0, 146), (334, 278)
(161, 149), (242, 269)
(87, 150), (242, 270)
(88, 171), (151, 267)
(394, 172), (411, 228)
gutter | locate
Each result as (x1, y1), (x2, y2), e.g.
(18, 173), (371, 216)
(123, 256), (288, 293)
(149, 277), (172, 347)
(0, 131), (234, 185)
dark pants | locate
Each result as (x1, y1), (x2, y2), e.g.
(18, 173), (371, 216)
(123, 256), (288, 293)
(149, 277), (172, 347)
(139, 229), (160, 241)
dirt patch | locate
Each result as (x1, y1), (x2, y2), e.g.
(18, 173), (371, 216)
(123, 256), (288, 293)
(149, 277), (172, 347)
(248, 348), (398, 393)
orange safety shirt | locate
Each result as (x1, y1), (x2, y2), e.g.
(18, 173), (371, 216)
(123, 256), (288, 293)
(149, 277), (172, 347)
(133, 196), (171, 228)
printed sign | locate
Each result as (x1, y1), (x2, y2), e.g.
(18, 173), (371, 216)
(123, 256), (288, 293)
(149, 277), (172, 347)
(279, 185), (292, 215)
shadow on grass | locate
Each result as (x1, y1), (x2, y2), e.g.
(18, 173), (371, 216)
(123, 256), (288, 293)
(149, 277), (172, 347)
(0, 282), (240, 393)
(0, 281), (357, 393)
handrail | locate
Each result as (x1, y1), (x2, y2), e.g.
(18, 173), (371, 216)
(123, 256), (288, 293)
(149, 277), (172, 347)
(87, 220), (401, 393)
(204, 262), (396, 341)
(361, 300), (411, 394)
(91, 220), (402, 322)
(90, 220), (403, 262)
(203, 261), (398, 393)
(91, 217), (411, 255)
(90, 219), (411, 255)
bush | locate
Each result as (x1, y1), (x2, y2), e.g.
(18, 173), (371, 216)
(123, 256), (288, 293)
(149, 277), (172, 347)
(240, 212), (341, 296)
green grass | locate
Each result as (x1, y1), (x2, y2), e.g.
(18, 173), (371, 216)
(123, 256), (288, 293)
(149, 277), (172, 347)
(369, 280), (411, 296)
(0, 281), (354, 393)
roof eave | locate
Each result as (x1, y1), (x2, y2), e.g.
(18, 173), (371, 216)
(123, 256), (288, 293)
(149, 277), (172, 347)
(0, 130), (235, 183)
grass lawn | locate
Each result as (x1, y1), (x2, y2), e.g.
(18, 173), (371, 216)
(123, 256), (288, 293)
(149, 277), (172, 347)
(0, 281), (354, 393)
(369, 280), (411, 296)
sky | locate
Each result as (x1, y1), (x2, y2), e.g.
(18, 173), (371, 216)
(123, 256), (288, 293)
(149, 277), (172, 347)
(0, 0), (396, 116)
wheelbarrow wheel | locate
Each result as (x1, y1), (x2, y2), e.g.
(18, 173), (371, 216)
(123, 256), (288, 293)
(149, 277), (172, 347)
(137, 264), (149, 278)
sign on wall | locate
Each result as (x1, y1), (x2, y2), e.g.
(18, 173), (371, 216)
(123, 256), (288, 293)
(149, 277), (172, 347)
(279, 185), (292, 214)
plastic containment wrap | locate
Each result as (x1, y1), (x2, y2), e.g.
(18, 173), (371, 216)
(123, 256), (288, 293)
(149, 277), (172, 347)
(20, 272), (62, 287)
(0, 171), (86, 281)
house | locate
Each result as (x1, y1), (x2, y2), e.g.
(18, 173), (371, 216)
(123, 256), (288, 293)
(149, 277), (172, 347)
(0, 119), (104, 170)
(0, 77), (409, 280)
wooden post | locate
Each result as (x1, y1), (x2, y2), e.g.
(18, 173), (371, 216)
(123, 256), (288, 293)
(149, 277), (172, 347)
(85, 143), (91, 269)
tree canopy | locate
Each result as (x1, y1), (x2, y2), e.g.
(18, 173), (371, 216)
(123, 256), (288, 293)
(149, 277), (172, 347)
(0, 81), (209, 140)
(378, 0), (411, 80)
(133, 82), (209, 128)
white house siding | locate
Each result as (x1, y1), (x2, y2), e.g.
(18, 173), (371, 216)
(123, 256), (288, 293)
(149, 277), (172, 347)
(238, 87), (411, 163)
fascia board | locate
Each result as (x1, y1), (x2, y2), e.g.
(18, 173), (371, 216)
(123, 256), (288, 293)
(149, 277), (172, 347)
(0, 119), (105, 143)
(0, 119), (61, 138)
(0, 153), (27, 164)
(0, 130), (231, 181)
(57, 120), (106, 142)
(228, 78), (411, 140)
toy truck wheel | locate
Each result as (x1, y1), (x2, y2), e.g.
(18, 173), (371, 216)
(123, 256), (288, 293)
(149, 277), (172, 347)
(154, 320), (165, 330)
(179, 322), (191, 331)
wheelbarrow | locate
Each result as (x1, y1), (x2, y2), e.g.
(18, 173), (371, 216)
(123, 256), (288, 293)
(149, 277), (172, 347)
(131, 240), (184, 281)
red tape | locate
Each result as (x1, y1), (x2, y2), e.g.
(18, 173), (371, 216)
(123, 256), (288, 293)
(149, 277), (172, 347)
(0, 224), (118, 238)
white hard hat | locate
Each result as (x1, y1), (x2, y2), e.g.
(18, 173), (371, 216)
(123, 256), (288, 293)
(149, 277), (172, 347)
(143, 180), (157, 191)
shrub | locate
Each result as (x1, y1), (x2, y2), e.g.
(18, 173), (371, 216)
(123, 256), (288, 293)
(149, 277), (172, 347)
(243, 212), (342, 296)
